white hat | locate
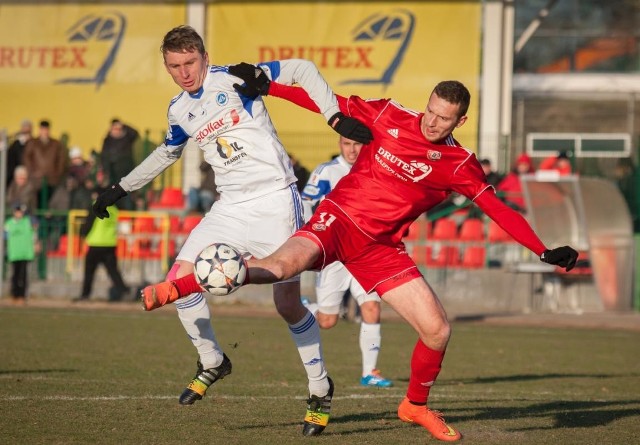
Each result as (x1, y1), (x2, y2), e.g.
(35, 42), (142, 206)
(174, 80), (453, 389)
(69, 146), (83, 159)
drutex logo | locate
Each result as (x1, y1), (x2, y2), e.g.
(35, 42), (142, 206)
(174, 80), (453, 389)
(376, 147), (433, 183)
(258, 10), (415, 89)
(0, 13), (125, 89)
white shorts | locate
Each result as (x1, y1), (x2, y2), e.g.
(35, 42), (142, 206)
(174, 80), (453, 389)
(315, 261), (381, 314)
(177, 184), (303, 268)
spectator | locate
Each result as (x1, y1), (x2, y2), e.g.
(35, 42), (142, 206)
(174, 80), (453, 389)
(67, 146), (91, 184)
(6, 119), (32, 187)
(100, 119), (138, 209)
(101, 119), (138, 183)
(6, 166), (37, 213)
(22, 120), (67, 210)
(4, 204), (40, 305)
(479, 158), (503, 186)
(48, 176), (74, 214)
(74, 196), (129, 302)
(70, 177), (97, 211)
(538, 150), (573, 175)
(496, 153), (535, 212)
(187, 160), (218, 213)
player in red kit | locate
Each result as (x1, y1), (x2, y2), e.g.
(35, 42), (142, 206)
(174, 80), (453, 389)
(142, 61), (578, 442)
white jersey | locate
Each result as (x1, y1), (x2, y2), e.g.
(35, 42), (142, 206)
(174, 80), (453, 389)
(300, 154), (352, 221)
(119, 59), (340, 204)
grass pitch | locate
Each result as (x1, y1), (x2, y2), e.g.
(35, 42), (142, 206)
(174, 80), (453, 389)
(1, 304), (639, 445)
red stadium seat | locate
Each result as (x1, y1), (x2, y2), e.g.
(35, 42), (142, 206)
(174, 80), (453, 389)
(426, 245), (460, 268)
(431, 217), (458, 240)
(460, 246), (486, 269)
(180, 215), (202, 233)
(148, 187), (185, 210)
(458, 218), (485, 242)
(133, 217), (157, 234)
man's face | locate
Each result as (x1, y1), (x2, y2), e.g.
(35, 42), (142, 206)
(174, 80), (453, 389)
(420, 93), (467, 143)
(38, 126), (50, 141)
(339, 136), (363, 165)
(164, 49), (209, 94)
(110, 122), (124, 138)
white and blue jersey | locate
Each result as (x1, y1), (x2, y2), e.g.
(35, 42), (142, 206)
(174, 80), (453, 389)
(300, 155), (352, 221)
(117, 59), (339, 267)
(119, 59), (340, 205)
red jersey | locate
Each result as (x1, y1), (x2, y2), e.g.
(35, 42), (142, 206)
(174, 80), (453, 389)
(331, 96), (490, 244)
(268, 83), (547, 257)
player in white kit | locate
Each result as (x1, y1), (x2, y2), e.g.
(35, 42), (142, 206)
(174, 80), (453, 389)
(301, 136), (392, 388)
(92, 26), (372, 436)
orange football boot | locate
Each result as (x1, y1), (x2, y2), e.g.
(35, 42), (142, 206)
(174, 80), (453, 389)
(398, 397), (461, 441)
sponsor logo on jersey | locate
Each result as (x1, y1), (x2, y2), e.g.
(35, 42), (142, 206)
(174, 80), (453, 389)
(387, 128), (399, 138)
(427, 150), (441, 160)
(188, 112), (196, 121)
(216, 92), (228, 106)
(312, 223), (327, 231)
(195, 109), (241, 143)
(216, 137), (247, 165)
(376, 147), (433, 183)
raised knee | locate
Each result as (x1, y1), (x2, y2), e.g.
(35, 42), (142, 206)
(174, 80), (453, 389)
(422, 319), (451, 350)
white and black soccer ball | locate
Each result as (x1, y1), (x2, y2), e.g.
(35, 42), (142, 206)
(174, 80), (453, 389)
(194, 243), (247, 296)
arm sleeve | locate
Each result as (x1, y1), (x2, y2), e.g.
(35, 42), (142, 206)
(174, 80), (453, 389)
(258, 59), (340, 120)
(118, 143), (183, 192)
(474, 189), (547, 256)
(268, 82), (321, 112)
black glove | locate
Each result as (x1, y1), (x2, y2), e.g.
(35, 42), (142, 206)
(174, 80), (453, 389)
(93, 184), (127, 219)
(540, 246), (578, 272)
(228, 62), (270, 99)
(327, 112), (373, 145)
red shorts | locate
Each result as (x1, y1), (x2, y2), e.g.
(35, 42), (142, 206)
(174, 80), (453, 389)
(293, 199), (422, 295)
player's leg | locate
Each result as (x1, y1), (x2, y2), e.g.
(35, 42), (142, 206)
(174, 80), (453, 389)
(170, 259), (231, 405)
(249, 185), (332, 437)
(168, 206), (244, 405)
(313, 261), (350, 329)
(350, 279), (393, 388)
(381, 277), (461, 441)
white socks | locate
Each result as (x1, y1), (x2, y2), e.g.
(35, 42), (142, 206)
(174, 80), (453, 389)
(289, 310), (329, 396)
(175, 292), (225, 370)
(360, 322), (382, 377)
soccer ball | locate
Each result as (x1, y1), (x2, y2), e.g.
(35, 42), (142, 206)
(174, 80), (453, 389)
(194, 243), (247, 296)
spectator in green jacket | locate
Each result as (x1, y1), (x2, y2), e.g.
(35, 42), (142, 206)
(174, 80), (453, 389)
(4, 204), (40, 305)
(73, 198), (129, 302)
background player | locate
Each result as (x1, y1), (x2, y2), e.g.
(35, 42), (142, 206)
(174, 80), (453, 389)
(142, 64), (578, 442)
(301, 136), (392, 388)
(92, 28), (371, 437)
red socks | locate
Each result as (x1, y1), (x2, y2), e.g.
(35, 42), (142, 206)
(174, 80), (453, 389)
(173, 273), (201, 296)
(406, 339), (446, 404)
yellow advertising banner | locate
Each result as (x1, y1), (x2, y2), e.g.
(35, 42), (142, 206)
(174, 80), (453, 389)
(0, 3), (481, 175)
(208, 2), (481, 167)
(0, 4), (184, 158)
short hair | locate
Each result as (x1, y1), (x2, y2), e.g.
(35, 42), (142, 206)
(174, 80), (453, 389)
(479, 158), (492, 166)
(14, 165), (28, 178)
(39, 120), (50, 128)
(161, 25), (206, 59)
(433, 81), (470, 118)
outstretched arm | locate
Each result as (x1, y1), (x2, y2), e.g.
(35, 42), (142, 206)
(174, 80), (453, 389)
(474, 189), (578, 270)
(228, 61), (371, 144)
